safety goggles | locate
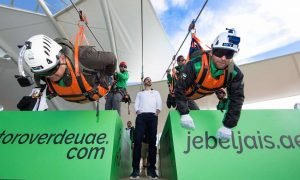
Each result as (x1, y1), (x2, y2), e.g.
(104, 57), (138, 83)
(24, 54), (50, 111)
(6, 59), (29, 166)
(213, 49), (235, 59)
(119, 65), (127, 68)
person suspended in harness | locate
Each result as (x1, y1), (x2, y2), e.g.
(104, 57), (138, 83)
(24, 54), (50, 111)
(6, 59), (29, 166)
(166, 55), (199, 110)
(105, 61), (130, 115)
(215, 88), (229, 112)
(175, 28), (245, 139)
(18, 34), (117, 105)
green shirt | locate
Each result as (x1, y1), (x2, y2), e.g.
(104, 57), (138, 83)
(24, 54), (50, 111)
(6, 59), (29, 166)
(116, 71), (129, 89)
(57, 79), (67, 87)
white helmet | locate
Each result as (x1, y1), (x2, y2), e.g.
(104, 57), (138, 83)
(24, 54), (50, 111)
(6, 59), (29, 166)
(212, 28), (240, 52)
(21, 34), (62, 76)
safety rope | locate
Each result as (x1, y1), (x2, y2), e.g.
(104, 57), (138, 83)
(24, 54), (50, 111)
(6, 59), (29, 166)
(70, 0), (105, 117)
(70, 0), (104, 51)
(140, 0), (144, 91)
(162, 0), (208, 79)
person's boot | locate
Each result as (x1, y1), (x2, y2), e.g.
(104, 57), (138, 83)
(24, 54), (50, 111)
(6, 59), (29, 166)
(105, 59), (117, 76)
(98, 51), (117, 76)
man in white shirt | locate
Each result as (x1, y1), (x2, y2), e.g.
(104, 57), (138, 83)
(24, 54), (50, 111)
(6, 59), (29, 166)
(130, 77), (162, 179)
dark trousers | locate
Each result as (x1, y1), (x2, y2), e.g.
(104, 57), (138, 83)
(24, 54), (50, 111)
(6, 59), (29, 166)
(132, 113), (158, 171)
(105, 91), (123, 115)
(188, 99), (200, 110)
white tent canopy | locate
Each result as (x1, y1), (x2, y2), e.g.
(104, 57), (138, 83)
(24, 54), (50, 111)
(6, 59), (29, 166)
(0, 0), (174, 110)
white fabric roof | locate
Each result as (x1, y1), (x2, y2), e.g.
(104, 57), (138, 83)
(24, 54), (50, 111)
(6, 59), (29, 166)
(0, 0), (174, 110)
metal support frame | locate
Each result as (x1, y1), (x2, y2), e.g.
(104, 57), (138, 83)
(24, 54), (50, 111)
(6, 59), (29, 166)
(37, 0), (68, 38)
(100, 0), (118, 59)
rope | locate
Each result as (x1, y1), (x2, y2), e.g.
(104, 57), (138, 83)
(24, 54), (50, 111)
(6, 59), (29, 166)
(140, 0), (144, 91)
(70, 0), (104, 51)
(162, 0), (208, 79)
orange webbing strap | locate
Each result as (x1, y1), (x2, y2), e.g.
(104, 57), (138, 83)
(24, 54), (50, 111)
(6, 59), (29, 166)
(194, 53), (208, 84)
(192, 33), (211, 51)
(185, 33), (199, 63)
(74, 13), (90, 77)
(186, 33), (211, 63)
(192, 33), (205, 52)
(74, 25), (84, 77)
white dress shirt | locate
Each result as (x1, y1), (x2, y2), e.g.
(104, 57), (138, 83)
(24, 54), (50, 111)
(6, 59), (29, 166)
(134, 89), (162, 114)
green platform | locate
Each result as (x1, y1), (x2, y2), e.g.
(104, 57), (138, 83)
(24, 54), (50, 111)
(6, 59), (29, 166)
(160, 110), (300, 180)
(0, 111), (131, 180)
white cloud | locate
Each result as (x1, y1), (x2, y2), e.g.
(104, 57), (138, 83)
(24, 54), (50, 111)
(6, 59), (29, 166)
(150, 0), (169, 15)
(169, 0), (300, 64)
(171, 0), (188, 7)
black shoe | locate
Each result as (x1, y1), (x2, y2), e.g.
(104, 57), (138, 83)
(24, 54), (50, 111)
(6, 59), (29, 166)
(166, 94), (173, 109)
(166, 100), (171, 109)
(129, 169), (140, 179)
(170, 95), (176, 108)
(147, 169), (158, 179)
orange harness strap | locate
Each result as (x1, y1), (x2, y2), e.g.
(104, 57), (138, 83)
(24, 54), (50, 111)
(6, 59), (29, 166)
(74, 25), (84, 77)
(74, 13), (90, 77)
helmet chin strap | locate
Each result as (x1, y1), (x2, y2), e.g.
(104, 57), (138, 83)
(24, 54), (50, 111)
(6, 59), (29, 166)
(18, 46), (27, 77)
(15, 46), (34, 87)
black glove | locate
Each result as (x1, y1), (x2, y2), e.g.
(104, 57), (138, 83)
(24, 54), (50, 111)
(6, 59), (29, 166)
(167, 94), (176, 109)
(17, 96), (38, 111)
(113, 72), (118, 81)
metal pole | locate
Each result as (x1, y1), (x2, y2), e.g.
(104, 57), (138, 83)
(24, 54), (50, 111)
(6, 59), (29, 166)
(99, 0), (118, 58)
(38, 0), (68, 38)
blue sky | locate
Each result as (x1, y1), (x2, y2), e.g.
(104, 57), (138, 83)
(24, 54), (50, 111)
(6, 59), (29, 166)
(150, 0), (300, 64)
(0, 0), (66, 13)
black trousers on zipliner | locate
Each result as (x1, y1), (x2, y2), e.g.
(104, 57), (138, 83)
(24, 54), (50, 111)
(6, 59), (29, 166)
(132, 113), (158, 171)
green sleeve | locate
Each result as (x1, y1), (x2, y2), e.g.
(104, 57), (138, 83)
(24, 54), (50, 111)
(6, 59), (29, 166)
(117, 71), (129, 81)
(216, 102), (221, 110)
